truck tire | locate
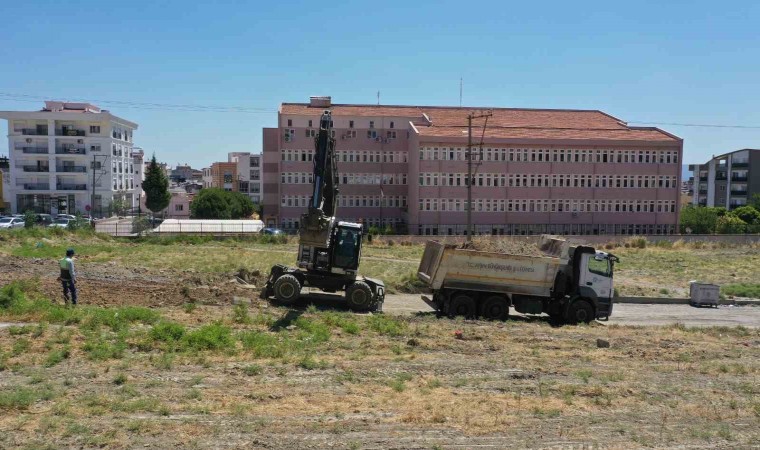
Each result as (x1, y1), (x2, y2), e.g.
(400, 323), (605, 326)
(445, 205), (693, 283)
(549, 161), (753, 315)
(448, 294), (476, 319)
(565, 299), (594, 325)
(480, 295), (509, 321)
(273, 274), (301, 305)
(345, 281), (375, 312)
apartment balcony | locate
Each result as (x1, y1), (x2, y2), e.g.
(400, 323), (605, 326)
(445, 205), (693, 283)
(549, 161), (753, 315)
(698, 200), (707, 206)
(715, 173), (727, 181)
(56, 166), (87, 173)
(698, 189), (708, 195)
(18, 146), (49, 154)
(22, 183), (50, 190)
(56, 128), (86, 137)
(22, 165), (50, 173)
(732, 162), (749, 168)
(57, 183), (87, 191)
(21, 128), (48, 136)
(730, 190), (748, 196)
(731, 175), (748, 182)
(55, 147), (86, 155)
(699, 176), (708, 182)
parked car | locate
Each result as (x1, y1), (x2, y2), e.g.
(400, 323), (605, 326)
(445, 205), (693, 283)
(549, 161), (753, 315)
(56, 214), (77, 220)
(35, 214), (53, 226)
(49, 217), (72, 228)
(260, 227), (284, 235)
(0, 217), (25, 229)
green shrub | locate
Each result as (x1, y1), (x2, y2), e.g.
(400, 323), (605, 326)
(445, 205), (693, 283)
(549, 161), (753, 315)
(150, 321), (186, 343)
(368, 315), (406, 337)
(44, 347), (70, 367)
(0, 282), (25, 308)
(722, 283), (760, 299)
(238, 331), (285, 358)
(0, 385), (55, 410)
(242, 364), (262, 376)
(716, 215), (747, 234)
(232, 303), (251, 324)
(293, 317), (331, 343)
(83, 333), (127, 361)
(183, 323), (234, 351)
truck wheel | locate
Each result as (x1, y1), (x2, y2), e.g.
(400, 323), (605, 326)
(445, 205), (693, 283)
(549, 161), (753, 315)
(565, 299), (594, 325)
(273, 274), (301, 305)
(345, 281), (375, 312)
(480, 295), (509, 321)
(448, 294), (476, 319)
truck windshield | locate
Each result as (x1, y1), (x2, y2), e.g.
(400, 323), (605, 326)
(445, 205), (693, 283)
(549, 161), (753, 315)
(588, 257), (611, 277)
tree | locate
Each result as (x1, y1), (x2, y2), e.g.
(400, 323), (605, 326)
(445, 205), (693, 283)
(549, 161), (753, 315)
(730, 206), (760, 226)
(190, 188), (232, 219)
(716, 215), (747, 234)
(143, 155), (171, 216)
(190, 188), (256, 219)
(109, 191), (129, 217)
(679, 205), (721, 234)
(749, 193), (760, 211)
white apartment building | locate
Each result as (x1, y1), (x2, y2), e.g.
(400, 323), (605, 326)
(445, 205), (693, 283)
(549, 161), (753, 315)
(228, 152), (263, 203)
(0, 101), (139, 216)
(201, 167), (212, 188)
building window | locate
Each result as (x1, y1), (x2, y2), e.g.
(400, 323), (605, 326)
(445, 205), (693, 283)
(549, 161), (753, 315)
(90, 125), (100, 134)
(349, 120), (354, 128)
(175, 204), (184, 211)
(390, 121), (394, 129)
(369, 121), (375, 129)
(308, 120), (313, 127)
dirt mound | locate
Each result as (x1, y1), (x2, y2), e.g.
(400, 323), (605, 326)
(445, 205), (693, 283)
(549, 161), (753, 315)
(458, 237), (539, 255)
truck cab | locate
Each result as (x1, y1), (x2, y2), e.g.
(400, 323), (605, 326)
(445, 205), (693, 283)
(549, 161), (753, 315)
(577, 250), (618, 320)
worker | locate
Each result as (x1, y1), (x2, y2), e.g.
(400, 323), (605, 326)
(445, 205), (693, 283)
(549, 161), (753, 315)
(59, 248), (77, 306)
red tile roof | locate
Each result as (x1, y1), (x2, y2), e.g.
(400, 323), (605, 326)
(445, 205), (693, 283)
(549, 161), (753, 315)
(280, 103), (680, 142)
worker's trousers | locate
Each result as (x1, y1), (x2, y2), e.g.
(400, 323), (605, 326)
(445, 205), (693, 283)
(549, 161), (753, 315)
(61, 279), (77, 305)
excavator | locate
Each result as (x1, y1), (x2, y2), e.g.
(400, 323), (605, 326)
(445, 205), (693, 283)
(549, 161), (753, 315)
(261, 111), (386, 311)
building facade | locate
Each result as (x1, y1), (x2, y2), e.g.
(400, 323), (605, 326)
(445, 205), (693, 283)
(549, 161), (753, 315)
(0, 101), (139, 216)
(690, 149), (760, 209)
(263, 96), (683, 235)
(210, 162), (238, 191)
(0, 156), (9, 211)
(228, 152), (263, 203)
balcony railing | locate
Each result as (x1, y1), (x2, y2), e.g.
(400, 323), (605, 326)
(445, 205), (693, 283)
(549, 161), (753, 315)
(22, 183), (50, 190)
(22, 165), (50, 172)
(698, 189), (708, 195)
(55, 147), (86, 155)
(699, 176), (707, 182)
(731, 176), (748, 182)
(732, 162), (749, 168)
(56, 166), (87, 173)
(21, 128), (48, 136)
(18, 146), (49, 154)
(56, 128), (86, 137)
(57, 183), (87, 191)
(715, 173), (727, 180)
(730, 190), (748, 196)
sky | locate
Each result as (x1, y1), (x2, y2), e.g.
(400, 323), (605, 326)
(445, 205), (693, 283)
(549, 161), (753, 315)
(1, 0), (759, 169)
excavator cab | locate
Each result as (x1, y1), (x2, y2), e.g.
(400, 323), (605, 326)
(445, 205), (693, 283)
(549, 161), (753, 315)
(331, 222), (363, 273)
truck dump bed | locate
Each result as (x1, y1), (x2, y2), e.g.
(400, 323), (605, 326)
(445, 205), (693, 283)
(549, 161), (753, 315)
(417, 240), (564, 297)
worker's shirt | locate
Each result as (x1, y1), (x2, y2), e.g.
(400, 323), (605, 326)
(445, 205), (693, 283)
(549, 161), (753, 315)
(59, 257), (76, 281)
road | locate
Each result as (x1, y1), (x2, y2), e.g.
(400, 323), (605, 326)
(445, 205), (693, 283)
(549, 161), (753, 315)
(379, 293), (760, 328)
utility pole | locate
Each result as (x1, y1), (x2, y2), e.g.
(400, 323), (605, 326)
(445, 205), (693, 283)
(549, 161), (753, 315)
(91, 154), (97, 217)
(466, 110), (492, 242)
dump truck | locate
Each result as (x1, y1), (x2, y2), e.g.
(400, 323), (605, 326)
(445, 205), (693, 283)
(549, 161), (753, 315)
(416, 237), (618, 324)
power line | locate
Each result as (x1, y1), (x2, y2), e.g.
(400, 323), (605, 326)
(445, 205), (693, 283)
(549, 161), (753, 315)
(630, 121), (760, 130)
(0, 92), (277, 114)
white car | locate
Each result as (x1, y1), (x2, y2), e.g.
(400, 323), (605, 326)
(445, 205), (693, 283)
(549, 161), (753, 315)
(0, 217), (25, 229)
(56, 214), (77, 220)
(49, 218), (72, 228)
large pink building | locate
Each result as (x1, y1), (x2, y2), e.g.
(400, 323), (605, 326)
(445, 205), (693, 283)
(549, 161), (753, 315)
(262, 97), (683, 235)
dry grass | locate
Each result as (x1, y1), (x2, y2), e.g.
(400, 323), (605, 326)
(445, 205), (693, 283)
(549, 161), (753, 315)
(0, 281), (758, 448)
